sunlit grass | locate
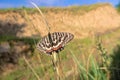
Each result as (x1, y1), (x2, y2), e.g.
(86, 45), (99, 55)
(0, 3), (111, 15)
(0, 26), (120, 79)
(2, 33), (120, 80)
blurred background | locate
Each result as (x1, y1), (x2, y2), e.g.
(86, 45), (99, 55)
(0, 0), (120, 80)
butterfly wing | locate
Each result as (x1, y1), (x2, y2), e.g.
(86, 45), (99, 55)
(60, 32), (74, 46)
(50, 32), (74, 52)
(36, 35), (53, 55)
(37, 32), (74, 55)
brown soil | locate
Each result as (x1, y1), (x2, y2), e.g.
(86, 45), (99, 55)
(0, 3), (120, 38)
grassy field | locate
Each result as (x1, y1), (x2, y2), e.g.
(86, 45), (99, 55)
(0, 26), (120, 80)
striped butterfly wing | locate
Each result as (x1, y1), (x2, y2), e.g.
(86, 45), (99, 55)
(37, 32), (74, 55)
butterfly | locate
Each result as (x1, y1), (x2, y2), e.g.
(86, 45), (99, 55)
(36, 32), (74, 55)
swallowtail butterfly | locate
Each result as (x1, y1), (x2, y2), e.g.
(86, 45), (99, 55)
(37, 32), (74, 55)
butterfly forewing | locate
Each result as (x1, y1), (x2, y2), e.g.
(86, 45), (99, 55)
(37, 32), (74, 55)
(61, 32), (74, 46)
(37, 35), (52, 54)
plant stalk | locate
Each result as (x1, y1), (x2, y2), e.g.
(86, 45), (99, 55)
(52, 52), (60, 80)
(23, 56), (41, 80)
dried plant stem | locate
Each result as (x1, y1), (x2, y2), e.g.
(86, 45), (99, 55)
(23, 56), (41, 80)
(23, 10), (41, 37)
(86, 49), (94, 80)
(52, 52), (60, 80)
(31, 2), (50, 32)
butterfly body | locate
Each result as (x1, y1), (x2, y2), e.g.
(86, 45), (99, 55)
(37, 32), (74, 55)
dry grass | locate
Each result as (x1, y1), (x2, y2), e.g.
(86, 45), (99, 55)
(0, 3), (120, 39)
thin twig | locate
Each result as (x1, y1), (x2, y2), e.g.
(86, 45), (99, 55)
(23, 56), (41, 80)
(86, 50), (93, 80)
(98, 67), (120, 70)
(23, 10), (40, 45)
(23, 10), (45, 72)
(31, 2), (50, 33)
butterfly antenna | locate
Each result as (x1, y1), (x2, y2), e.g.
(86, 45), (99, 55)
(31, 2), (51, 33)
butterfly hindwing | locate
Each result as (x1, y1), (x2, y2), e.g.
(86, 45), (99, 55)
(37, 32), (74, 55)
